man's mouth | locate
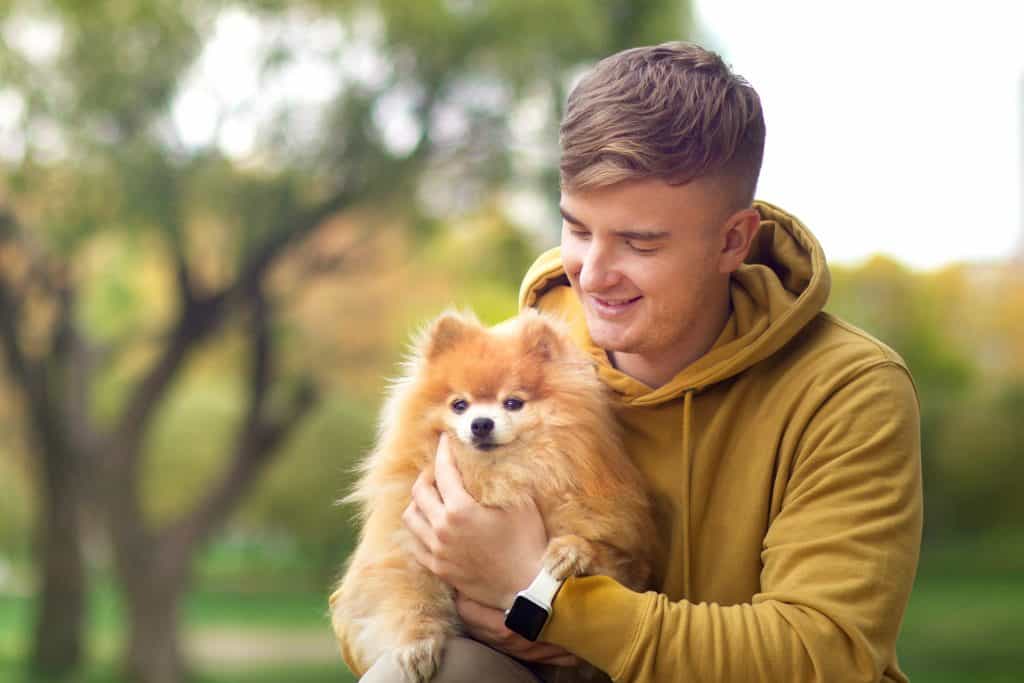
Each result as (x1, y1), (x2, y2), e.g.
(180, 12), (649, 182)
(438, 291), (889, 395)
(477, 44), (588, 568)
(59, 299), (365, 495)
(590, 294), (642, 316)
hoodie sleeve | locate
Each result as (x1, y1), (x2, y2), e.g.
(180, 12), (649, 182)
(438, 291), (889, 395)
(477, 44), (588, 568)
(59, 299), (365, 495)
(539, 362), (923, 682)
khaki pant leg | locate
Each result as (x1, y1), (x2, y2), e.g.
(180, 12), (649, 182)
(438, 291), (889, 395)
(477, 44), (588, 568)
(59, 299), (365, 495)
(359, 637), (543, 683)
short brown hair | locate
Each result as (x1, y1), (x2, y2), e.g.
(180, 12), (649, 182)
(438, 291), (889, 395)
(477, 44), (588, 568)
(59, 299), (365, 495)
(559, 42), (765, 207)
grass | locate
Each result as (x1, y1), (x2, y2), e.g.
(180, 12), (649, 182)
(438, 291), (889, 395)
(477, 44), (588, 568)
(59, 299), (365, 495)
(2, 540), (1023, 682)
(0, 580), (356, 683)
(897, 562), (1024, 682)
(0, 662), (351, 683)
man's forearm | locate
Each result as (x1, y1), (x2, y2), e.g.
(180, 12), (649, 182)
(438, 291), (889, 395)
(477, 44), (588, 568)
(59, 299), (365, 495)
(541, 575), (909, 683)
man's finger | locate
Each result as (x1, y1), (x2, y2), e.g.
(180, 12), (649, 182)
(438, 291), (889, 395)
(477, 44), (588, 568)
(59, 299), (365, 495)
(434, 433), (475, 506)
(495, 638), (579, 664)
(518, 642), (564, 659)
(455, 593), (509, 638)
(402, 501), (441, 555)
(404, 512), (435, 569)
(410, 469), (447, 529)
(534, 653), (580, 667)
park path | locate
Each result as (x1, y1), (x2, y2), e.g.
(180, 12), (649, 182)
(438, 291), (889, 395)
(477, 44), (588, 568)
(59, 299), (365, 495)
(187, 627), (340, 665)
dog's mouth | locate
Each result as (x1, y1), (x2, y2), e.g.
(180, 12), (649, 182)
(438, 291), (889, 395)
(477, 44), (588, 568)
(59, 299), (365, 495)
(472, 439), (499, 452)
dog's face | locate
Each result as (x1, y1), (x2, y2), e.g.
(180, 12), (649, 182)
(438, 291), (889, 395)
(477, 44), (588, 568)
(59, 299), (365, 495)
(444, 390), (533, 452)
(413, 309), (587, 456)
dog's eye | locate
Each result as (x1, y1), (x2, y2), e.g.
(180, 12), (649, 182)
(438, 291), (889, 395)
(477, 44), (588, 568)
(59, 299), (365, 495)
(503, 397), (524, 411)
(451, 399), (469, 414)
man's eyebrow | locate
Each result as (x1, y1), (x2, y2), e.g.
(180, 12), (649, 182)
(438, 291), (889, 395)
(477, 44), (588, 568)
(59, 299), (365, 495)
(559, 205), (584, 226)
(559, 206), (670, 240)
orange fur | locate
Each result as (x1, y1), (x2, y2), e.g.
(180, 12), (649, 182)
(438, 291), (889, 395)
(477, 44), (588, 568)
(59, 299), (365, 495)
(330, 309), (657, 682)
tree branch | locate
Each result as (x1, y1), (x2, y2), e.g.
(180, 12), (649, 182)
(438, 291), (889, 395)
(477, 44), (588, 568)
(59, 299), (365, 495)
(112, 187), (352, 468)
(51, 279), (108, 465)
(0, 269), (33, 393)
(161, 284), (318, 556)
(232, 188), (356, 296)
(165, 221), (195, 308)
(0, 212), (47, 407)
(110, 291), (228, 472)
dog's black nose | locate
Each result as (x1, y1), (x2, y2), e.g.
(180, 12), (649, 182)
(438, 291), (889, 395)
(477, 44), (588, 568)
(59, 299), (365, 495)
(471, 417), (494, 437)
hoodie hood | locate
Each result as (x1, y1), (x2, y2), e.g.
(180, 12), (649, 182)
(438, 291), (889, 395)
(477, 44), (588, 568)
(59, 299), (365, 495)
(518, 200), (831, 406)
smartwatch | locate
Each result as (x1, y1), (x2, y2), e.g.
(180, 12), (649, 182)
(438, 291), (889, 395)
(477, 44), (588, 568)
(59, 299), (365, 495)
(503, 567), (565, 641)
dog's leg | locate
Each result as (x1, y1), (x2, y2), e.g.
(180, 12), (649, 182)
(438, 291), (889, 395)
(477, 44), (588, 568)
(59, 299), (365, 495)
(543, 534), (647, 588)
(334, 551), (458, 682)
(390, 571), (458, 683)
(543, 534), (596, 580)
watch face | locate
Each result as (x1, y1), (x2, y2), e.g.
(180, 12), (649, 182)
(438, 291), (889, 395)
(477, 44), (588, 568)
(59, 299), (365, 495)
(504, 596), (549, 642)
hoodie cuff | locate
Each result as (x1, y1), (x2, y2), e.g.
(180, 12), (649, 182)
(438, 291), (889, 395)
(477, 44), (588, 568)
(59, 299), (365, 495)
(539, 575), (653, 679)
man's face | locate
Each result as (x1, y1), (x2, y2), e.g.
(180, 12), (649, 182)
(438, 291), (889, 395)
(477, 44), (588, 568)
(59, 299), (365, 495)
(559, 176), (735, 369)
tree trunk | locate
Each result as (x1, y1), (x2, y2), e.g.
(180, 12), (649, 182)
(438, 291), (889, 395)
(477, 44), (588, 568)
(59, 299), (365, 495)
(29, 471), (86, 678)
(122, 560), (189, 683)
(27, 408), (87, 679)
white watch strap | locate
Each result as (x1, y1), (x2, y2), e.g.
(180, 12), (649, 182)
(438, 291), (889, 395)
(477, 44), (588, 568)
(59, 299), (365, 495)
(519, 566), (564, 611)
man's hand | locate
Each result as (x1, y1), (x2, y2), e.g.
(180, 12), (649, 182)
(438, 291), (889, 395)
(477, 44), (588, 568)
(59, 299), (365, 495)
(402, 433), (549, 610)
(455, 593), (580, 666)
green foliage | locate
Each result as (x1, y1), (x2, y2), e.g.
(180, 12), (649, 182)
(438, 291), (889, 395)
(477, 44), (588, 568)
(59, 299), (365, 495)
(829, 257), (1024, 540)
(141, 366), (245, 527)
(235, 391), (377, 576)
(417, 211), (538, 323)
(52, 0), (203, 141)
(0, 456), (32, 559)
(829, 256), (976, 396)
(929, 380), (1024, 535)
(77, 234), (152, 343)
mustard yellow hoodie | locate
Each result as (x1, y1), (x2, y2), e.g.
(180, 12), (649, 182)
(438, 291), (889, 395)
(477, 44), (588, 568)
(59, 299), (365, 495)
(519, 201), (923, 682)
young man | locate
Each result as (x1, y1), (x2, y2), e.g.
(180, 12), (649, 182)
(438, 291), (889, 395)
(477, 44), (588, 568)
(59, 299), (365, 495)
(342, 41), (923, 682)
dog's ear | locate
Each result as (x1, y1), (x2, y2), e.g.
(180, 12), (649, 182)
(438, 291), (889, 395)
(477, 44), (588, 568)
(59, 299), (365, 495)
(519, 310), (568, 362)
(423, 310), (479, 360)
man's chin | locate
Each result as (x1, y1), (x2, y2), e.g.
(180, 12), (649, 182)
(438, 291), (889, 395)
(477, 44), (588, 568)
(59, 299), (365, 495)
(584, 318), (637, 354)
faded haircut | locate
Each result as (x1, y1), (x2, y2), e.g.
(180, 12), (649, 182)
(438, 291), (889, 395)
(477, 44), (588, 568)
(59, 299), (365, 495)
(559, 41), (765, 208)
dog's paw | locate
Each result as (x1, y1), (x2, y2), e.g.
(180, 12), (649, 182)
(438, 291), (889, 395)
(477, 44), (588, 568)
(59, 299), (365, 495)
(544, 535), (593, 581)
(394, 637), (444, 683)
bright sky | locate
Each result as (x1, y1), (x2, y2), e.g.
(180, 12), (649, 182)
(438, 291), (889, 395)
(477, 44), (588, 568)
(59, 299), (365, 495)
(695, 0), (1024, 269)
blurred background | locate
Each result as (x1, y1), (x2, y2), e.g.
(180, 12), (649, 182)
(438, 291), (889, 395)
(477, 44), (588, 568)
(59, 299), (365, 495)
(0, 1), (1020, 682)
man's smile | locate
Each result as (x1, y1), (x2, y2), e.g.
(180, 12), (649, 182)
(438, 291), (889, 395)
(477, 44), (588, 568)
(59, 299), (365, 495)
(589, 294), (643, 317)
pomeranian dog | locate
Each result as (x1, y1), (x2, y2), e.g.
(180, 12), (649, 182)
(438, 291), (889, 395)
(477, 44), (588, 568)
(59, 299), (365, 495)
(330, 309), (656, 683)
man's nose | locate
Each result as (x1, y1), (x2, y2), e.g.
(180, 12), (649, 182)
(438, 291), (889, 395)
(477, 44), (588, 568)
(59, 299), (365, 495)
(579, 242), (618, 292)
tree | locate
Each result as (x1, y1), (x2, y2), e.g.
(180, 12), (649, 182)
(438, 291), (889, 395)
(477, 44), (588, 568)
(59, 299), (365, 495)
(0, 1), (689, 681)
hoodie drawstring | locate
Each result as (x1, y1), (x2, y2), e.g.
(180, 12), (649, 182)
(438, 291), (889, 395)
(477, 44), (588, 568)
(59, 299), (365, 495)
(681, 389), (695, 600)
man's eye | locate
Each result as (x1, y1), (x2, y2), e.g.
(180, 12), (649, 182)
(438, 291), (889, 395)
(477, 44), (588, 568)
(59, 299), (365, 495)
(451, 399), (469, 414)
(503, 397), (524, 411)
(569, 229), (591, 240)
(627, 241), (658, 254)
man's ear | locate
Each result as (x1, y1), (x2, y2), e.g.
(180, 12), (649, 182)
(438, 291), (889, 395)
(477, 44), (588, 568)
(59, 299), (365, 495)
(422, 310), (480, 360)
(519, 310), (568, 362)
(718, 207), (761, 274)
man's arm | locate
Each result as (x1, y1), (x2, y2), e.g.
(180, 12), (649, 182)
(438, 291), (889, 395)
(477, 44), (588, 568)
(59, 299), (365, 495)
(537, 362), (922, 682)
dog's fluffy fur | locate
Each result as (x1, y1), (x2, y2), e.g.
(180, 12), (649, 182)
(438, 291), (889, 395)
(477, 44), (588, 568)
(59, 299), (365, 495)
(330, 309), (656, 682)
